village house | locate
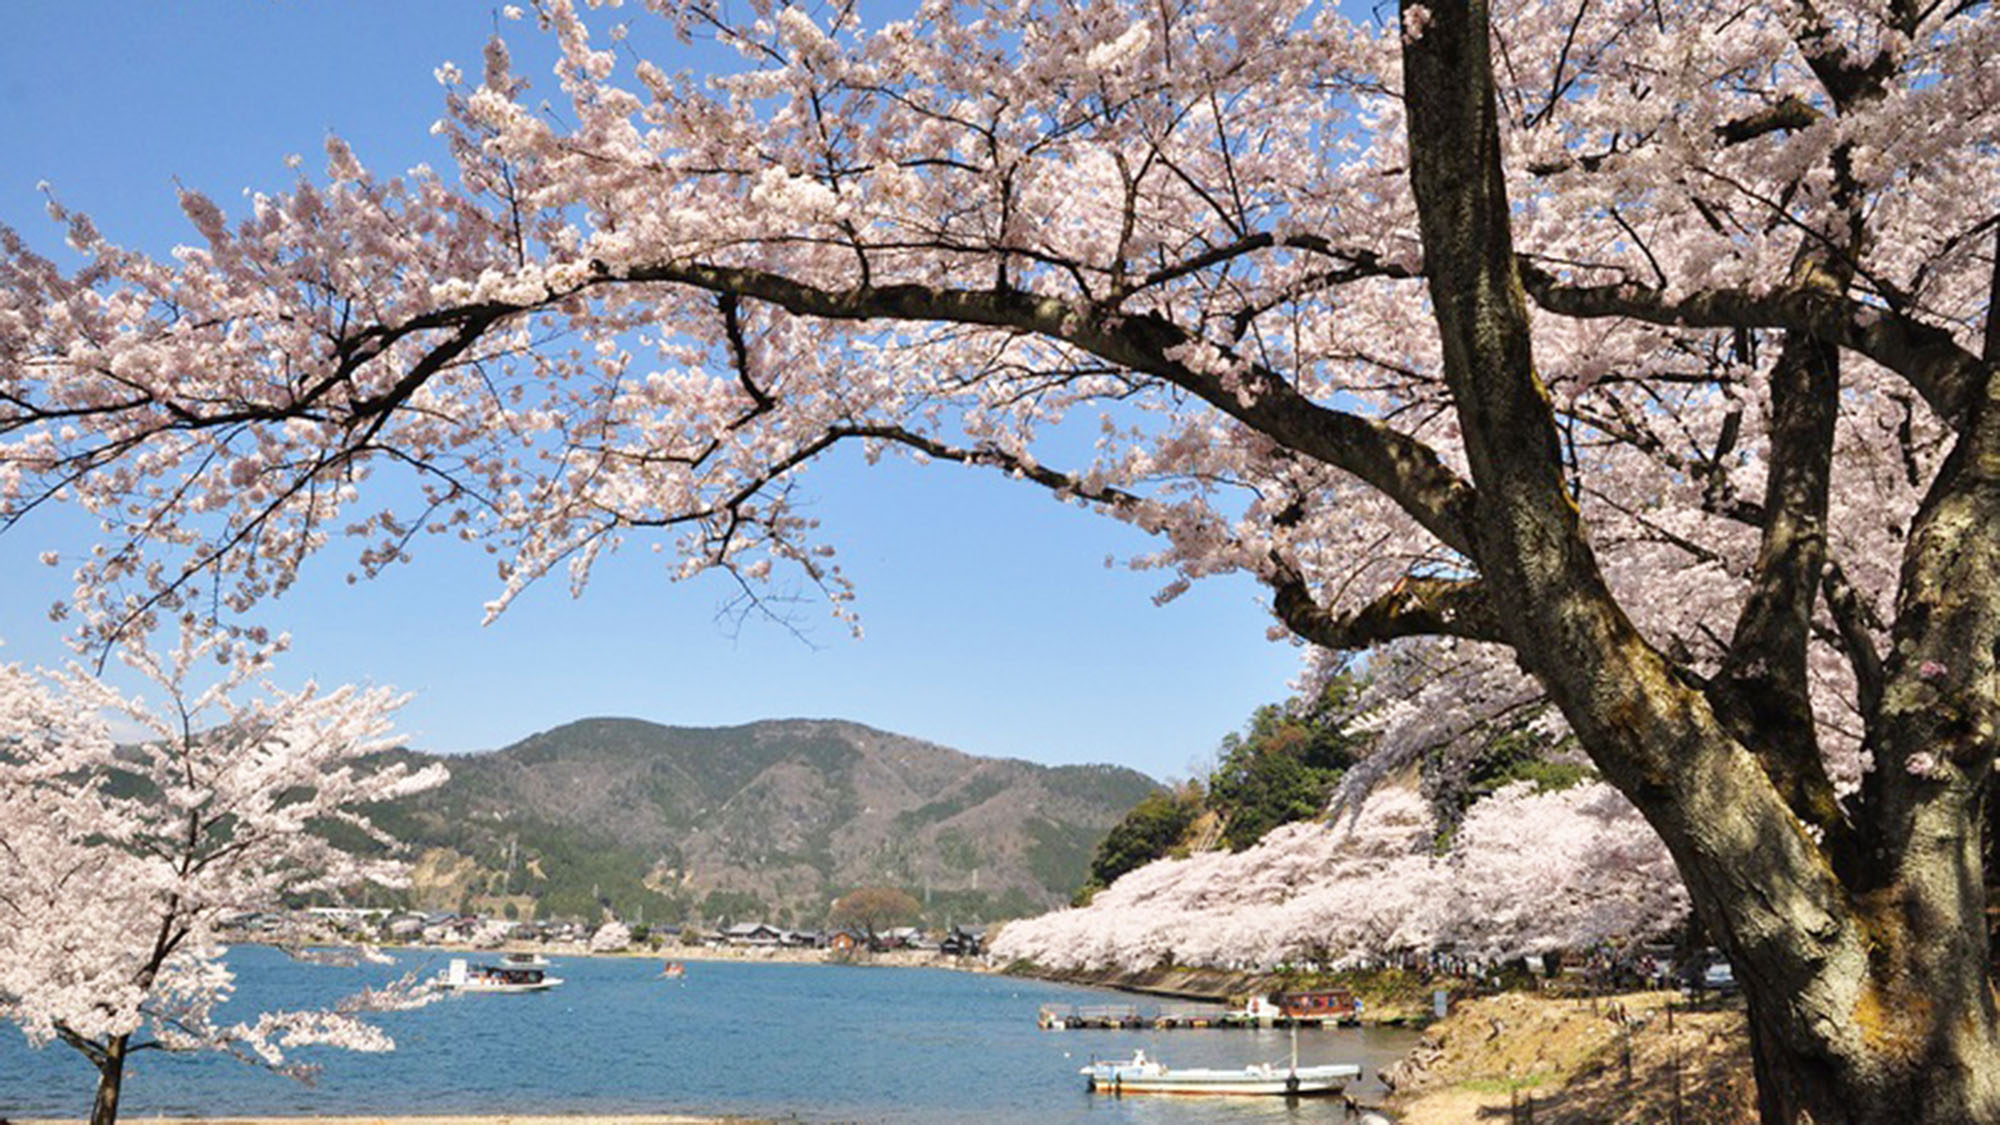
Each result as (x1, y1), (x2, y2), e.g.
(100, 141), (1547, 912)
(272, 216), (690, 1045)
(940, 926), (985, 956)
(721, 922), (784, 947)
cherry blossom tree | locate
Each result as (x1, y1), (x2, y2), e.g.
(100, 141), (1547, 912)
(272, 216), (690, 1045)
(2, 0), (1998, 1117)
(991, 779), (1688, 970)
(1433, 781), (1692, 959)
(589, 917), (634, 952)
(468, 917), (517, 949)
(0, 637), (447, 1125)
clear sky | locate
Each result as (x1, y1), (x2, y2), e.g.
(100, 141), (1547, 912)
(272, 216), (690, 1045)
(0, 2), (1304, 780)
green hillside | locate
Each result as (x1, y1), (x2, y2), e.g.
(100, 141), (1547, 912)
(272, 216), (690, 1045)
(363, 717), (1158, 928)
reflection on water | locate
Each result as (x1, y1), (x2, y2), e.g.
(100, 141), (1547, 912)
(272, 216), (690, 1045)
(0, 945), (1418, 1123)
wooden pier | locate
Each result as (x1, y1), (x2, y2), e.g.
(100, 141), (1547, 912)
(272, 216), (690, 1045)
(1040, 1003), (1145, 1029)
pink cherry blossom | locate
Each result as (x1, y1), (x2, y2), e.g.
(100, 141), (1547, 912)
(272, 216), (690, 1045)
(0, 634), (446, 1119)
(993, 780), (1685, 971)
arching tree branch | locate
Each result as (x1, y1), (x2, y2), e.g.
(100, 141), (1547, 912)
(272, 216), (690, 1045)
(1522, 264), (1990, 427)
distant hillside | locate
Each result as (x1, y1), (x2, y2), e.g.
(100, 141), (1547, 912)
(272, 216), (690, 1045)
(361, 717), (1158, 928)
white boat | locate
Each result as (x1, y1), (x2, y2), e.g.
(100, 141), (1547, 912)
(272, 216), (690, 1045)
(438, 957), (563, 993)
(1080, 1049), (1360, 1097)
(499, 951), (552, 969)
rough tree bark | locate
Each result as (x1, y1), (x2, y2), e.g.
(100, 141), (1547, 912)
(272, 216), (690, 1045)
(89, 1032), (128, 1125)
(1400, 2), (2000, 1120)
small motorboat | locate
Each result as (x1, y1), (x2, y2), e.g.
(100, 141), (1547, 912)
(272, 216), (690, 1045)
(438, 957), (563, 993)
(1080, 1048), (1360, 1097)
(500, 951), (552, 969)
(660, 961), (687, 979)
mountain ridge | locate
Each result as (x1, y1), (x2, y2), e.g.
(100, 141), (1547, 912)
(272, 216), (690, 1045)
(365, 715), (1157, 928)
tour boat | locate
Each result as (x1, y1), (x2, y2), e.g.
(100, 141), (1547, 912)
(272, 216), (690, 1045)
(1080, 1049), (1360, 1097)
(438, 957), (563, 993)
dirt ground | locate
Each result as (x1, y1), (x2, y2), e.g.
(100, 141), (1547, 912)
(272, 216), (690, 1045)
(1383, 989), (1756, 1123)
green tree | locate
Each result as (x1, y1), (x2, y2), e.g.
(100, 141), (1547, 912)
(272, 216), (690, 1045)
(1081, 787), (1203, 898)
(1209, 675), (1364, 851)
(698, 889), (764, 927)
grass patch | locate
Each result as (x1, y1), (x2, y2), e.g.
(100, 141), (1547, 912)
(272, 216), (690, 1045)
(1459, 1071), (1562, 1093)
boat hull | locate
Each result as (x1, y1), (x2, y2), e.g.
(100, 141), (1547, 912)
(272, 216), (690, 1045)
(1083, 1063), (1359, 1097)
(444, 978), (563, 993)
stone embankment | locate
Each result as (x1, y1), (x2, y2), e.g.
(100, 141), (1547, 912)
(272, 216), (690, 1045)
(1012, 961), (1273, 1001)
(1003, 961), (1434, 1023)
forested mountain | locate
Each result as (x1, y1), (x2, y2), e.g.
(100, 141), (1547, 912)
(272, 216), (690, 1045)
(361, 717), (1157, 928)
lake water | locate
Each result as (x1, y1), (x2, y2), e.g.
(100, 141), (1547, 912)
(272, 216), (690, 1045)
(0, 945), (1419, 1122)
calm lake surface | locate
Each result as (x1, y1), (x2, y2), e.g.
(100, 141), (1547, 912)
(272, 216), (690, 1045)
(0, 945), (1419, 1122)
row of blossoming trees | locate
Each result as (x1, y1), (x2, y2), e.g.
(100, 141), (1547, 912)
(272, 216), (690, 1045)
(997, 661), (1692, 972)
(4, 0), (1998, 1118)
(996, 783), (1689, 971)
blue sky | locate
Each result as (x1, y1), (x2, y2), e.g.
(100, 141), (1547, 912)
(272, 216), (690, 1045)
(0, 2), (1304, 780)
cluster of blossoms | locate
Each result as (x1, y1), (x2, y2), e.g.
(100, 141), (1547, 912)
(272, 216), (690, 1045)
(2, 0), (1981, 692)
(588, 918), (633, 952)
(992, 781), (1687, 972)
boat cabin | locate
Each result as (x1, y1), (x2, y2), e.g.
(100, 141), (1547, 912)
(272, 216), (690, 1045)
(1275, 988), (1359, 1024)
(475, 964), (548, 986)
(440, 957), (563, 992)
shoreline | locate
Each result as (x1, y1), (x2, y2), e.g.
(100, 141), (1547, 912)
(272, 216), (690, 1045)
(17, 1117), (764, 1125)
(362, 938), (997, 973)
(999, 960), (1436, 1025)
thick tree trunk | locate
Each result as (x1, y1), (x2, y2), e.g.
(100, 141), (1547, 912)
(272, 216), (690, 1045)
(1730, 891), (2000, 1122)
(1709, 857), (2000, 1123)
(89, 1033), (128, 1125)
(1398, 2), (2000, 1120)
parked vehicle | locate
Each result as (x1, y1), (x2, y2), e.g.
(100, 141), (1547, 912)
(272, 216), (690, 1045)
(1701, 959), (1738, 993)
